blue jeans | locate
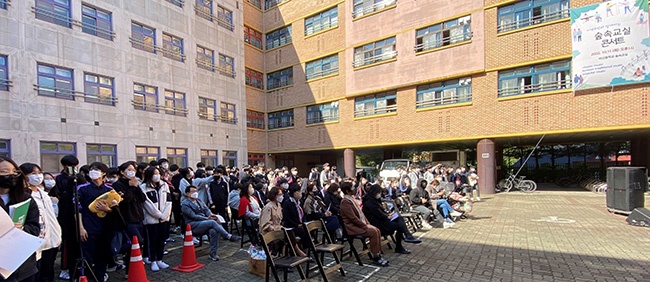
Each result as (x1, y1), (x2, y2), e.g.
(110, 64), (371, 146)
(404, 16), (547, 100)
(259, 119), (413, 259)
(436, 199), (454, 218)
(190, 220), (231, 257)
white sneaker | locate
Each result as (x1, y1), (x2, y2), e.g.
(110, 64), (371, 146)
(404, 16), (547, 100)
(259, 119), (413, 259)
(450, 211), (463, 217)
(143, 257), (151, 264)
(193, 238), (200, 244)
(59, 270), (70, 280)
(420, 222), (433, 230)
(156, 260), (169, 269)
(151, 261), (160, 272)
(476, 197), (481, 201)
(103, 273), (109, 282)
(443, 222), (453, 229)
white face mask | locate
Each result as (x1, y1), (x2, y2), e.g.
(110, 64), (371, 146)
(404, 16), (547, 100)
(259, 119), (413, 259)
(190, 192), (199, 199)
(276, 195), (284, 203)
(44, 179), (56, 189)
(89, 170), (103, 180)
(248, 188), (255, 195)
(107, 177), (118, 183)
(152, 175), (161, 183)
(189, 171), (195, 178)
(162, 163), (169, 169)
(281, 183), (289, 189)
(375, 193), (382, 199)
(28, 173), (44, 186)
(126, 170), (136, 179)
(291, 171), (298, 176)
(207, 170), (214, 175)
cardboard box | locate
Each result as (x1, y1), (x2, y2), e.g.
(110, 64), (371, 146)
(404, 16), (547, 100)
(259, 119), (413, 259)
(248, 257), (266, 277)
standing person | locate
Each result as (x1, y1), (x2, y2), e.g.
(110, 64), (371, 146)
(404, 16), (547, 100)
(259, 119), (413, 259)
(208, 168), (229, 225)
(195, 162), (206, 177)
(468, 167), (481, 201)
(319, 163), (330, 188)
(0, 157), (41, 282)
(339, 182), (389, 266)
(76, 162), (115, 282)
(308, 167), (319, 188)
(52, 155), (84, 280)
(43, 173), (58, 218)
(330, 166), (338, 180)
(169, 164), (183, 232)
(20, 163), (62, 282)
(178, 168), (212, 204)
(140, 167), (172, 272)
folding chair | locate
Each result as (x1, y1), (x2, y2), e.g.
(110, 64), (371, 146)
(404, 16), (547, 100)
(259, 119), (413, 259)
(260, 229), (310, 282)
(340, 226), (392, 266)
(229, 207), (241, 235)
(304, 219), (346, 281)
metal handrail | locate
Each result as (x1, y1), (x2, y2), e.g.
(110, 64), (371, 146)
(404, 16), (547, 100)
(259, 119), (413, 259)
(194, 5), (214, 21)
(267, 79), (293, 90)
(354, 104), (397, 117)
(129, 37), (156, 53)
(498, 79), (571, 96)
(131, 100), (159, 111)
(216, 64), (236, 77)
(32, 5), (74, 25)
(352, 0), (396, 18)
(414, 32), (472, 52)
(196, 58), (215, 71)
(306, 115), (338, 124)
(198, 111), (218, 121)
(416, 93), (472, 108)
(305, 67), (338, 80)
(218, 115), (238, 124)
(217, 15), (234, 31)
(305, 20), (337, 35)
(160, 46), (186, 61)
(353, 50), (397, 68)
(497, 9), (569, 33)
(268, 120), (294, 129)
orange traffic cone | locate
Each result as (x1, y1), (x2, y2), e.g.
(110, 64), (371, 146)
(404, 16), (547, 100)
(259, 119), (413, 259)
(172, 224), (205, 272)
(128, 236), (150, 282)
(78, 277), (88, 282)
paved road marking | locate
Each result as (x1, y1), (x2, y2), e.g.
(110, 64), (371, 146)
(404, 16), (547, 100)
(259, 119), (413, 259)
(532, 216), (576, 224)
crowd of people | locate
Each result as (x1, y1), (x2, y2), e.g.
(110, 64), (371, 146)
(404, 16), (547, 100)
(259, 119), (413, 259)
(0, 156), (481, 282)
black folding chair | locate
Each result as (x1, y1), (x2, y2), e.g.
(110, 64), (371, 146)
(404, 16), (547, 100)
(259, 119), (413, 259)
(304, 219), (346, 281)
(260, 229), (310, 282)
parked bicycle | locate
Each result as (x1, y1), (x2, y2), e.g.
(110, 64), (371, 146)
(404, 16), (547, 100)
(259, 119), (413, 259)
(497, 175), (537, 193)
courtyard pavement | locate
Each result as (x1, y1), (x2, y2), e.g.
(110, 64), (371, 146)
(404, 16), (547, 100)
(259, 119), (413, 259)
(98, 189), (650, 282)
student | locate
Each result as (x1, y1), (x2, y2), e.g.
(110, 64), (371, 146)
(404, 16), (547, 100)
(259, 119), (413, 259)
(237, 182), (261, 245)
(303, 183), (341, 241)
(281, 184), (308, 257)
(140, 167), (172, 272)
(20, 163), (62, 282)
(53, 155), (83, 280)
(0, 157), (40, 282)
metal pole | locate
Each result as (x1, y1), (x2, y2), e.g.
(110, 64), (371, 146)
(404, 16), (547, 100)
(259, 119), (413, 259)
(514, 134), (546, 178)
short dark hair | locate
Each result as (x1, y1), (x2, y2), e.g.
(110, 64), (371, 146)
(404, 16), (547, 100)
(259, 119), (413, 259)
(327, 183), (340, 194)
(60, 155), (79, 166)
(288, 184), (301, 197)
(340, 181), (354, 195)
(118, 162), (134, 173)
(267, 186), (282, 202)
(206, 166), (215, 171)
(19, 162), (41, 176)
(0, 157), (29, 202)
(196, 162), (205, 168)
(185, 185), (197, 194)
(107, 167), (119, 176)
(158, 158), (169, 165)
(148, 160), (159, 167)
(169, 164), (179, 172)
(89, 162), (109, 174)
(179, 168), (190, 179)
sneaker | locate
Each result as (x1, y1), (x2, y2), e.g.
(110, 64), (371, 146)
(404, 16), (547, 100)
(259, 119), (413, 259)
(229, 235), (241, 242)
(443, 222), (454, 229)
(143, 257), (151, 264)
(165, 237), (176, 243)
(395, 246), (412, 254)
(157, 260), (170, 269)
(106, 264), (125, 272)
(209, 254), (220, 261)
(163, 250), (169, 255)
(59, 270), (70, 280)
(420, 222), (433, 230)
(445, 218), (455, 224)
(476, 197), (481, 201)
(103, 273), (109, 282)
(450, 211), (463, 217)
(151, 261), (160, 272)
(404, 236), (422, 244)
(193, 238), (200, 245)
(202, 235), (209, 241)
(372, 255), (389, 266)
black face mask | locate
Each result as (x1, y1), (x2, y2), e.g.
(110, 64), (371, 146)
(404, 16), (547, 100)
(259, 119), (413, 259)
(0, 173), (20, 188)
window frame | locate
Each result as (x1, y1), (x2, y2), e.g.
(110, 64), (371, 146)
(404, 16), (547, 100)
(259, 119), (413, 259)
(201, 149), (219, 167)
(81, 4), (113, 41)
(0, 139), (10, 159)
(497, 0), (570, 33)
(246, 109), (265, 129)
(247, 0), (261, 9)
(165, 0), (184, 8)
(353, 37), (397, 68)
(164, 89), (187, 116)
(37, 63), (74, 100)
(216, 5), (234, 31)
(244, 25), (263, 49)
(222, 150), (237, 167)
(275, 155), (294, 168)
(354, 91), (397, 118)
(265, 25), (292, 50)
(306, 101), (340, 124)
(416, 78), (472, 109)
(133, 83), (158, 112)
(498, 59), (572, 97)
(415, 16), (471, 52)
(352, 0), (396, 19)
(305, 6), (338, 36)
(86, 143), (117, 167)
(162, 32), (185, 62)
(40, 141), (76, 173)
(0, 55), (8, 91)
(0, 0), (7, 10)
(166, 147), (188, 167)
(248, 153), (265, 166)
(306, 54), (339, 80)
(245, 68), (264, 89)
(267, 67), (293, 90)
(195, 0), (213, 21)
(218, 53), (235, 77)
(83, 72), (115, 106)
(131, 21), (156, 53)
(198, 97), (218, 121)
(135, 146), (160, 164)
(196, 45), (215, 71)
(268, 109), (294, 129)
(35, 0), (72, 28)
(220, 102), (237, 124)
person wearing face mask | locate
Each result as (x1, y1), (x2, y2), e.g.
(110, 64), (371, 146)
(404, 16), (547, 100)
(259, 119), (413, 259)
(303, 183), (342, 241)
(76, 162), (115, 282)
(205, 166), (214, 176)
(0, 157), (41, 282)
(288, 167), (299, 184)
(110, 162), (147, 272)
(237, 182), (261, 245)
(182, 186), (240, 261)
(208, 168), (229, 225)
(140, 167), (172, 272)
(280, 184), (309, 257)
(43, 173), (59, 218)
(157, 159), (170, 171)
(104, 167), (120, 188)
(19, 163), (63, 282)
(362, 184), (421, 256)
(178, 167), (213, 204)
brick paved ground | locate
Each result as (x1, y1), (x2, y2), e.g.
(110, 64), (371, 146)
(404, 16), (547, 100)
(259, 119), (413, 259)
(89, 189), (650, 282)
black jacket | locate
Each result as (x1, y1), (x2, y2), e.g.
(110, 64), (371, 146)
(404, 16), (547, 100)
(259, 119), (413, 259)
(209, 179), (229, 213)
(0, 192), (40, 282)
(53, 171), (86, 232)
(281, 197), (303, 229)
(111, 178), (146, 224)
(323, 192), (341, 217)
(361, 196), (392, 235)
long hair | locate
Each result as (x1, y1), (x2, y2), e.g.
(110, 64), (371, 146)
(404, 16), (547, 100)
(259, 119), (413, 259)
(0, 157), (30, 203)
(143, 166), (160, 187)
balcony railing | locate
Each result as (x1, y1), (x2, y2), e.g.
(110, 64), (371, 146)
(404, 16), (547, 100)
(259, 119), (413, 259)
(160, 46), (186, 62)
(306, 115), (338, 124)
(217, 16), (234, 31)
(267, 79), (293, 90)
(196, 58), (215, 71)
(131, 100), (159, 112)
(33, 84), (75, 99)
(194, 5), (213, 21)
(354, 104), (397, 118)
(416, 94), (472, 109)
(217, 65), (236, 78)
(414, 32), (472, 52)
(32, 5), (73, 27)
(0, 78), (12, 90)
(306, 67), (338, 80)
(352, 0), (396, 18)
(268, 120), (294, 129)
(498, 79), (571, 97)
(129, 37), (156, 53)
(198, 111), (218, 121)
(218, 115), (237, 124)
(497, 8), (569, 33)
(353, 50), (397, 68)
(305, 20), (337, 36)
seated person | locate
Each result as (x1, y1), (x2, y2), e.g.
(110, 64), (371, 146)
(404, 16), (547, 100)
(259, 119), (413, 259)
(428, 180), (462, 228)
(181, 185), (240, 261)
(281, 184), (308, 255)
(259, 187), (306, 256)
(408, 179), (435, 229)
(238, 182), (261, 245)
(303, 183), (342, 241)
(340, 182), (389, 266)
(362, 184), (421, 255)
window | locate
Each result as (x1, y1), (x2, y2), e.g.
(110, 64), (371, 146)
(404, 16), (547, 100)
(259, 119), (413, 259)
(416, 16), (471, 52)
(167, 148), (187, 167)
(264, 0), (287, 10)
(218, 53), (235, 77)
(247, 0), (261, 9)
(40, 141), (76, 173)
(220, 102), (237, 124)
(246, 110), (265, 129)
(217, 5), (234, 31)
(87, 144), (117, 167)
(275, 155), (294, 168)
(416, 78), (472, 109)
(37, 63), (74, 100)
(353, 37), (397, 68)
(305, 7), (338, 36)
(497, 0), (569, 33)
(245, 68), (264, 89)
(196, 45), (215, 71)
(244, 26), (263, 49)
(307, 101), (339, 124)
(162, 33), (184, 62)
(354, 91), (397, 117)
(131, 22), (156, 53)
(352, 0), (396, 18)
(222, 150), (237, 167)
(268, 109), (294, 129)
(35, 0), (72, 28)
(201, 149), (218, 167)
(0, 0), (6, 10)
(306, 54), (339, 80)
(0, 55), (8, 91)
(166, 0), (183, 8)
(266, 26), (292, 50)
(198, 97), (217, 121)
(84, 73), (115, 105)
(133, 83), (158, 112)
(164, 90), (187, 116)
(267, 67), (293, 90)
(81, 4), (113, 40)
(195, 0), (213, 21)
(136, 146), (160, 164)
(0, 140), (10, 158)
(498, 60), (571, 97)
(248, 153), (265, 166)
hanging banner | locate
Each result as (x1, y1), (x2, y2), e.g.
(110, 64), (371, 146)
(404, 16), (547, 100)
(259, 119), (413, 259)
(571, 0), (650, 90)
